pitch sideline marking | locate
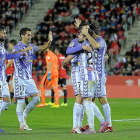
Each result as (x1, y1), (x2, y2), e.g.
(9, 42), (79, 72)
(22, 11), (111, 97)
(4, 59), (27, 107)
(112, 118), (140, 122)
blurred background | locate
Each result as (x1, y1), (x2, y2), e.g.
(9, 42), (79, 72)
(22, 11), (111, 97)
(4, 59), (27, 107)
(1, 0), (140, 98)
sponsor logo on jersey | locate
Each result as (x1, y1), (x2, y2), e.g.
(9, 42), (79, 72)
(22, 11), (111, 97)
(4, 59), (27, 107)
(69, 42), (74, 47)
(87, 67), (93, 71)
(12, 49), (15, 53)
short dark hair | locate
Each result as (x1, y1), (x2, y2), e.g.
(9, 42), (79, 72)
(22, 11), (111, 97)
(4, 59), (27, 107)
(0, 26), (6, 32)
(19, 28), (31, 37)
(90, 21), (101, 35)
(9, 39), (17, 46)
(79, 22), (89, 31)
(55, 46), (62, 53)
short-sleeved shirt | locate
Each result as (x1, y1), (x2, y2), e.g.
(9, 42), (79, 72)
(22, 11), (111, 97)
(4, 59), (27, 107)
(0, 43), (7, 81)
(6, 60), (14, 75)
(95, 36), (107, 79)
(66, 38), (82, 73)
(46, 51), (58, 75)
(13, 41), (39, 80)
(75, 41), (99, 82)
(57, 54), (67, 78)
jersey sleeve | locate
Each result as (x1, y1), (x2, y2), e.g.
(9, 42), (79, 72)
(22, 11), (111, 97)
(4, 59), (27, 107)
(32, 44), (39, 52)
(46, 55), (52, 63)
(66, 39), (82, 54)
(6, 51), (22, 60)
(12, 45), (21, 53)
(97, 38), (105, 50)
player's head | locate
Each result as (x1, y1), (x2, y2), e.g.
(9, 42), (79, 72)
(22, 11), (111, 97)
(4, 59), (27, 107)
(89, 21), (101, 36)
(79, 22), (89, 31)
(78, 32), (87, 43)
(55, 47), (62, 55)
(9, 39), (17, 50)
(78, 22), (90, 42)
(20, 28), (32, 44)
(0, 26), (7, 42)
(46, 46), (53, 52)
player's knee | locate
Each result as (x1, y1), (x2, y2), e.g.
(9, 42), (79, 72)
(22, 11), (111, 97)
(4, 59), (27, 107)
(53, 88), (59, 94)
(40, 86), (45, 93)
(16, 99), (25, 111)
(99, 97), (107, 105)
(75, 94), (82, 104)
(33, 96), (40, 105)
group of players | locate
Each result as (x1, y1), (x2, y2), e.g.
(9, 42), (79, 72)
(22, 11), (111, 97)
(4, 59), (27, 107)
(62, 19), (113, 134)
(0, 18), (113, 134)
(0, 26), (53, 132)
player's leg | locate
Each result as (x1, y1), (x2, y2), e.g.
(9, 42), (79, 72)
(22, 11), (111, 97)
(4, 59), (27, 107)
(1, 81), (11, 111)
(51, 75), (59, 107)
(82, 80), (96, 134)
(45, 88), (54, 106)
(96, 77), (113, 132)
(0, 81), (5, 133)
(9, 84), (14, 101)
(37, 74), (48, 107)
(60, 78), (68, 106)
(23, 79), (40, 130)
(71, 94), (83, 133)
(71, 72), (83, 133)
(13, 76), (26, 130)
(25, 97), (29, 106)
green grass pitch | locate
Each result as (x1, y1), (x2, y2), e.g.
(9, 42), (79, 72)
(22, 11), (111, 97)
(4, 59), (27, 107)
(0, 98), (140, 140)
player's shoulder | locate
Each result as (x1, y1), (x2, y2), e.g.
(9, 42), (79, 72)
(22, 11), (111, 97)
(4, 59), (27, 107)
(68, 38), (79, 47)
(58, 54), (65, 59)
(13, 43), (22, 52)
(71, 38), (78, 42)
(82, 41), (90, 45)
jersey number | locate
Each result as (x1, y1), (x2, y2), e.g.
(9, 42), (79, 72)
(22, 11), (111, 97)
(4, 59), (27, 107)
(86, 50), (98, 65)
(86, 52), (93, 65)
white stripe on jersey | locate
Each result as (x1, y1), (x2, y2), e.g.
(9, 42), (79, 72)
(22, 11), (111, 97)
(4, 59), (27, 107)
(78, 51), (99, 82)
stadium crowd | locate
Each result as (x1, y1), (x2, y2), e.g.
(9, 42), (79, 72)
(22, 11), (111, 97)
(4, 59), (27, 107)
(1, 0), (140, 77)
(0, 0), (33, 32)
(108, 39), (140, 76)
(30, 0), (139, 76)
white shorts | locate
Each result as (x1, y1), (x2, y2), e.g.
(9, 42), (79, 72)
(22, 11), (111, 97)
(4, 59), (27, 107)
(71, 71), (81, 96)
(13, 76), (38, 98)
(0, 81), (10, 98)
(81, 80), (95, 98)
(93, 77), (106, 98)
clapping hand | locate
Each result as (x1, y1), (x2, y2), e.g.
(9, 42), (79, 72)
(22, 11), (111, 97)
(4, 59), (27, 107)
(48, 31), (53, 42)
(74, 18), (81, 28)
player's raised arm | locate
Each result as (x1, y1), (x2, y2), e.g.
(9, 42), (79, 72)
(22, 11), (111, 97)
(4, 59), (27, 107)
(38, 31), (52, 51)
(81, 26), (101, 49)
(74, 18), (81, 28)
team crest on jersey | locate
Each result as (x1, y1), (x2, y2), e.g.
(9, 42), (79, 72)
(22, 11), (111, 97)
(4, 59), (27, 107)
(47, 56), (50, 60)
(87, 67), (93, 71)
(12, 49), (15, 53)
(69, 42), (74, 47)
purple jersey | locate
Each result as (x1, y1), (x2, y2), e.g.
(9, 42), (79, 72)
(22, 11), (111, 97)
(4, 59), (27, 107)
(13, 41), (39, 80)
(0, 43), (22, 81)
(77, 41), (99, 81)
(95, 36), (107, 79)
(66, 38), (82, 73)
